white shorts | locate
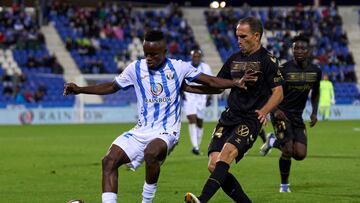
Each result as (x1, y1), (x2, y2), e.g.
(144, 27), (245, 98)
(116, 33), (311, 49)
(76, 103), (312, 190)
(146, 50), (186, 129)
(183, 93), (206, 119)
(112, 129), (180, 170)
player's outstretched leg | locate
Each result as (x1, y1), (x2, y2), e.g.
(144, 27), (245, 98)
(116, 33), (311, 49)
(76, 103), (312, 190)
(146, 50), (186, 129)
(207, 152), (251, 202)
(186, 143), (240, 203)
(260, 132), (276, 156)
(142, 138), (168, 203)
(102, 145), (130, 203)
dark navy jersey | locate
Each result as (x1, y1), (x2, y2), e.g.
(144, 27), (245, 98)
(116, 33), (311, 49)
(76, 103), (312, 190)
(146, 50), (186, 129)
(217, 46), (283, 125)
(277, 60), (321, 126)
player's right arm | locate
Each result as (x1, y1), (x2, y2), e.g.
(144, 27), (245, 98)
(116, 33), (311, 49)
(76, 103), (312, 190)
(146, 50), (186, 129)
(183, 70), (258, 94)
(63, 81), (120, 96)
(181, 82), (224, 94)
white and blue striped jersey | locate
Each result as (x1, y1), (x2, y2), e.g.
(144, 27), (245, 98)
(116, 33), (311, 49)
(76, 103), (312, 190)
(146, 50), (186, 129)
(115, 58), (201, 137)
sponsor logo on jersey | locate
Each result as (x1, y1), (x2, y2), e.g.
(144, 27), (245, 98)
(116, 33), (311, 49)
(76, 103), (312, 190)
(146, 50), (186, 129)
(237, 125), (250, 137)
(145, 97), (172, 103)
(150, 83), (163, 96)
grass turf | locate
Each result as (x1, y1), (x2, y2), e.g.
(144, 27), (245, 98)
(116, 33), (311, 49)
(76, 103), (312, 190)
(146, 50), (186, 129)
(0, 120), (360, 202)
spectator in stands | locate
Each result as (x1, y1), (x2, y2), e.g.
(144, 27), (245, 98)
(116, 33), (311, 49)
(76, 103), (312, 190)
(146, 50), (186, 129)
(2, 73), (14, 96)
(52, 57), (64, 74)
(34, 82), (47, 102)
(24, 90), (34, 103)
(26, 55), (39, 68)
(14, 85), (25, 104)
(0, 32), (5, 48)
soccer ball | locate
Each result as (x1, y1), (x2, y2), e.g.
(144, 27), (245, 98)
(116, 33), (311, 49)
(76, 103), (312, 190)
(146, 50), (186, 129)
(67, 200), (85, 203)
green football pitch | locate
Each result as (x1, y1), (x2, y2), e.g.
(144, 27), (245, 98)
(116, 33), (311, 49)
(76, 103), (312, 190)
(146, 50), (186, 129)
(1, 120), (360, 203)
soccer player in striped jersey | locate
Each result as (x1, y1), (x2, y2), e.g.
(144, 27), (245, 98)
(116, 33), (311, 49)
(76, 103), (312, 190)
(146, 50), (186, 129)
(63, 30), (256, 203)
(183, 48), (213, 155)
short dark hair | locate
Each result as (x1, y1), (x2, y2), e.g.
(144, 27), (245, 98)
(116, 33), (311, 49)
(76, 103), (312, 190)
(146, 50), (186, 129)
(293, 34), (310, 44)
(144, 30), (165, 42)
(238, 17), (263, 39)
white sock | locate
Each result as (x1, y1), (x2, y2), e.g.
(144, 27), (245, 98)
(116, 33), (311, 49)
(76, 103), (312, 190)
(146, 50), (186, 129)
(269, 136), (275, 147)
(102, 192), (117, 203)
(188, 123), (198, 149)
(196, 126), (203, 147)
(142, 182), (157, 203)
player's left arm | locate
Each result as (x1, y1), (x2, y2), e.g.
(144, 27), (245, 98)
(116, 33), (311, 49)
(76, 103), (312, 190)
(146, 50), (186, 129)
(256, 86), (283, 124)
(310, 69), (321, 127)
(256, 56), (284, 124)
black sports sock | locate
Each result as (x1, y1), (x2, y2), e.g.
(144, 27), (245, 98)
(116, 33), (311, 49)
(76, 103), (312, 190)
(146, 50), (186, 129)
(198, 161), (229, 203)
(279, 157), (291, 184)
(221, 172), (252, 203)
(259, 129), (266, 143)
(273, 139), (281, 149)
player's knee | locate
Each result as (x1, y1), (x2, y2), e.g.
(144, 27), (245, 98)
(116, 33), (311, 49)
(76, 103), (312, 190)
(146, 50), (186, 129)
(208, 162), (216, 173)
(293, 152), (306, 160)
(144, 151), (158, 165)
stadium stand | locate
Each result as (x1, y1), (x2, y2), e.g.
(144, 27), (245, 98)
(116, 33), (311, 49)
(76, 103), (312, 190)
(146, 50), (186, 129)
(204, 4), (359, 104)
(46, 2), (199, 106)
(1, 2), (359, 108)
(0, 5), (74, 108)
(47, 2), (197, 74)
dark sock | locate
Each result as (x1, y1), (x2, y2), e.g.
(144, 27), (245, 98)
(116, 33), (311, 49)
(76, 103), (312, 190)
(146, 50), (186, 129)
(221, 172), (252, 203)
(279, 157), (291, 184)
(259, 129), (266, 143)
(198, 161), (229, 203)
(273, 139), (281, 149)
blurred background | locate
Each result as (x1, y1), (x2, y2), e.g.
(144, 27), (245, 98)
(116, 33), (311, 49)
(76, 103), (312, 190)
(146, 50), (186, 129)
(1, 1), (360, 203)
(0, 0), (359, 123)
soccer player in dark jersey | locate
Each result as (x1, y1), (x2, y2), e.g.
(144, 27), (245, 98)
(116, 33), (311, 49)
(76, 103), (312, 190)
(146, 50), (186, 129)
(183, 17), (284, 203)
(260, 35), (321, 193)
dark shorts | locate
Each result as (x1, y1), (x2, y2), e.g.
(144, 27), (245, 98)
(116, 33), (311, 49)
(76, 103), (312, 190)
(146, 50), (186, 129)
(271, 115), (307, 146)
(208, 119), (261, 163)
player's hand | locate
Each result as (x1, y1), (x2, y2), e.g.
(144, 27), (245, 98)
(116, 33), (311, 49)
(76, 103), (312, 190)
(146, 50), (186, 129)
(234, 69), (258, 90)
(274, 109), (287, 121)
(255, 109), (267, 124)
(63, 83), (80, 96)
(331, 97), (336, 105)
(309, 113), (317, 127)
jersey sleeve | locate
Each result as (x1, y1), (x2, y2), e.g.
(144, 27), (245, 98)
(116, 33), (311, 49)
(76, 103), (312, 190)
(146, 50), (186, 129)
(114, 61), (136, 88)
(216, 55), (233, 79)
(264, 56), (284, 89)
(183, 62), (201, 82)
(203, 63), (213, 76)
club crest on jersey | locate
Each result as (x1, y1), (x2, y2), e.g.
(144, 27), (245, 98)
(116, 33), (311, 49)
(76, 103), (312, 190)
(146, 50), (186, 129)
(150, 83), (163, 96)
(166, 72), (174, 80)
